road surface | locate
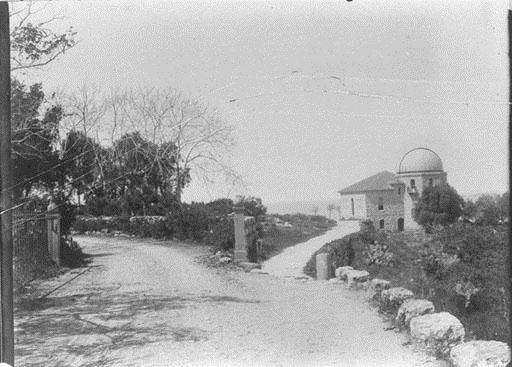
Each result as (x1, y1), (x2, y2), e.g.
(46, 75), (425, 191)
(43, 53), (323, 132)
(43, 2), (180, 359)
(15, 225), (437, 366)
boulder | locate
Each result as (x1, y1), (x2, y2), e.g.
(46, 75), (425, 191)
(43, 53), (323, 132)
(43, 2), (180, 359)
(239, 262), (261, 272)
(396, 299), (435, 329)
(450, 340), (510, 367)
(219, 257), (232, 264)
(345, 270), (370, 287)
(370, 278), (391, 293)
(379, 287), (414, 313)
(410, 312), (465, 357)
(335, 266), (354, 280)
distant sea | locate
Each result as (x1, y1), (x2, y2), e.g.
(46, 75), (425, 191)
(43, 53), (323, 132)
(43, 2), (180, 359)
(266, 193), (492, 219)
(266, 199), (342, 219)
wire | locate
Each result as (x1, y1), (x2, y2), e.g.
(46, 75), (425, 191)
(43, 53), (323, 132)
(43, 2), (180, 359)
(3, 143), (143, 219)
(1, 145), (98, 194)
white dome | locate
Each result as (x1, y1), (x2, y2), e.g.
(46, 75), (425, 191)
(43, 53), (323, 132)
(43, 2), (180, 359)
(398, 148), (443, 174)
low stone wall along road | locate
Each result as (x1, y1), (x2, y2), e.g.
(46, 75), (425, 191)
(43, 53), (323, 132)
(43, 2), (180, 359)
(15, 225), (439, 366)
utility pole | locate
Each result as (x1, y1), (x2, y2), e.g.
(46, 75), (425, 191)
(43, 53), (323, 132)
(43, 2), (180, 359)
(0, 2), (14, 365)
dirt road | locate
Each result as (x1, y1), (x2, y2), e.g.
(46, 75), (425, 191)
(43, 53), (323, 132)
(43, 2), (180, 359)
(15, 226), (437, 367)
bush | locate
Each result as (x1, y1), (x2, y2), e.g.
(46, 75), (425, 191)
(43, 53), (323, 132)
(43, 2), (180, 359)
(204, 217), (234, 251)
(420, 241), (447, 280)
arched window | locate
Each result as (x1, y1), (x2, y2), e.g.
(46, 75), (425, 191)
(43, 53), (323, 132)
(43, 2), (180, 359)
(378, 197), (384, 210)
(429, 178), (433, 187)
(410, 179), (416, 188)
(379, 219), (385, 229)
(398, 218), (404, 232)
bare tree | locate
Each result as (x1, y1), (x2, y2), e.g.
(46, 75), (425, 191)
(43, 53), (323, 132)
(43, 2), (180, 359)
(57, 82), (107, 138)
(335, 204), (341, 220)
(123, 87), (239, 202)
(327, 203), (336, 219)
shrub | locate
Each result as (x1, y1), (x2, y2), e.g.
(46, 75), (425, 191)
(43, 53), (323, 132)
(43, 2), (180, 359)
(178, 203), (211, 241)
(204, 216), (234, 251)
(364, 240), (394, 267)
(420, 242), (447, 280)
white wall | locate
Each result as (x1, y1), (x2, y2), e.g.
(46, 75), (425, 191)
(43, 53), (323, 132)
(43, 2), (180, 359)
(339, 194), (367, 219)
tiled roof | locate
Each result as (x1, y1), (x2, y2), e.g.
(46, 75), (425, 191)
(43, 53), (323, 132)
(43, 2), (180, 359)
(338, 171), (397, 194)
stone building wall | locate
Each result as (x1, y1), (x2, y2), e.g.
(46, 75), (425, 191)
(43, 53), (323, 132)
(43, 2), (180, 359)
(365, 190), (404, 231)
(339, 194), (367, 219)
(396, 171), (447, 230)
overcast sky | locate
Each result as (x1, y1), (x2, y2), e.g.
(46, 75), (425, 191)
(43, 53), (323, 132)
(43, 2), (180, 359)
(17, 0), (509, 204)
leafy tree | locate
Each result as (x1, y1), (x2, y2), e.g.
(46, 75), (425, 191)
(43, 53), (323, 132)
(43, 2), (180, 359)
(59, 130), (104, 204)
(473, 194), (501, 226)
(470, 193), (509, 226)
(497, 192), (509, 220)
(10, 79), (62, 198)
(83, 132), (187, 216)
(413, 184), (464, 231)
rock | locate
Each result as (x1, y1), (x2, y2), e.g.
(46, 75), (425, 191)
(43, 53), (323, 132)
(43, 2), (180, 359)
(345, 270), (370, 287)
(101, 228), (109, 234)
(450, 340), (510, 367)
(295, 275), (311, 281)
(396, 299), (435, 329)
(239, 262), (261, 272)
(250, 268), (268, 275)
(370, 278), (391, 293)
(335, 266), (354, 280)
(410, 312), (465, 357)
(380, 287), (414, 313)
(219, 257), (232, 264)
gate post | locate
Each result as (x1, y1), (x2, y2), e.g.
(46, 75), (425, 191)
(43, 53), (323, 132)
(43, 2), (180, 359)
(233, 206), (247, 263)
(316, 253), (330, 280)
(47, 202), (61, 266)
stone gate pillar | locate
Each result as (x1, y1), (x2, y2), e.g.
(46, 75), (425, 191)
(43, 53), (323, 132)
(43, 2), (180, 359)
(47, 202), (61, 266)
(233, 206), (247, 263)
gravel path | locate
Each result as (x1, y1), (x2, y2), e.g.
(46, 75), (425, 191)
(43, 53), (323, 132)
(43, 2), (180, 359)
(14, 233), (438, 367)
(262, 221), (360, 277)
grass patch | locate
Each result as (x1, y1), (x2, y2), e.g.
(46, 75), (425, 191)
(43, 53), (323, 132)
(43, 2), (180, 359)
(261, 214), (336, 259)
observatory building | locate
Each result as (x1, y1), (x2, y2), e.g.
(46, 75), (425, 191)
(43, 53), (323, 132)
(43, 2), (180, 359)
(338, 148), (447, 231)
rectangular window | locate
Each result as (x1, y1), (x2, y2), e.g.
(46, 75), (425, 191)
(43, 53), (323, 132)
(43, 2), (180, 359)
(378, 197), (384, 210)
(410, 179), (416, 188)
(379, 219), (385, 229)
(429, 178), (433, 187)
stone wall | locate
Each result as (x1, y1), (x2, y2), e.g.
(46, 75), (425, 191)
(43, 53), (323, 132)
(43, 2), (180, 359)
(365, 190), (404, 231)
(339, 194), (367, 219)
